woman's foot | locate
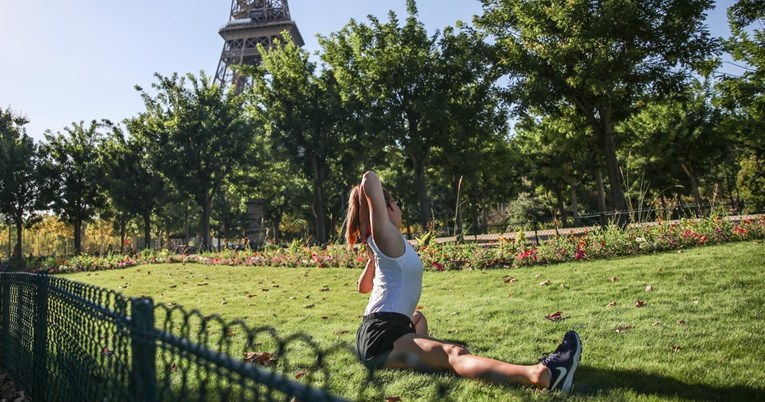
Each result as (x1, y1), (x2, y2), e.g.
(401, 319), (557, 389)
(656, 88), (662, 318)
(539, 330), (582, 393)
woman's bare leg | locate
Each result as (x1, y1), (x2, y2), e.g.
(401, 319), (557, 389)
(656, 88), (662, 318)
(384, 333), (551, 389)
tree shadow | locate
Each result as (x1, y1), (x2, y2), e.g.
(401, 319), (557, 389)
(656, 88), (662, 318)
(574, 365), (765, 401)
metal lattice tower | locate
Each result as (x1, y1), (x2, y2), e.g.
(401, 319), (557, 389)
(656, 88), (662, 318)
(214, 0), (304, 93)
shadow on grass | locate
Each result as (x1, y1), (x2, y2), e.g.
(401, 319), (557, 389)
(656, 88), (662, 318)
(574, 365), (764, 401)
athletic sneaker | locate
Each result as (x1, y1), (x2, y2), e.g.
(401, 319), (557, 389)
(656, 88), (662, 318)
(539, 330), (582, 393)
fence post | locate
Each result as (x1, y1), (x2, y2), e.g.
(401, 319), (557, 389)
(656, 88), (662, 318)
(130, 297), (157, 402)
(0, 274), (8, 365)
(32, 273), (50, 400)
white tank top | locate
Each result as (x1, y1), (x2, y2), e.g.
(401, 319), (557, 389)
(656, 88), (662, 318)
(363, 235), (424, 318)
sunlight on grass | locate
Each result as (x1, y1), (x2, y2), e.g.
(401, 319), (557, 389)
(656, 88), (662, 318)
(66, 241), (765, 401)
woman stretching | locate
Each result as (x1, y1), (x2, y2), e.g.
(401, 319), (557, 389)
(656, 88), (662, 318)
(346, 171), (582, 392)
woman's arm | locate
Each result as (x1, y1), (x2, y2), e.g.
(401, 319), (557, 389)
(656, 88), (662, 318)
(360, 171), (404, 257)
(357, 247), (375, 293)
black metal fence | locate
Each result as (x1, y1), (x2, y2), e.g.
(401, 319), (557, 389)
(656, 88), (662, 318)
(0, 272), (350, 401)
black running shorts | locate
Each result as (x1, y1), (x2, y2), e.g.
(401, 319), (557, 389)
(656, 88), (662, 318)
(355, 312), (415, 370)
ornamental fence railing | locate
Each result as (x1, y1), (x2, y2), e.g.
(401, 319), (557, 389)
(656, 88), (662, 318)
(0, 272), (373, 402)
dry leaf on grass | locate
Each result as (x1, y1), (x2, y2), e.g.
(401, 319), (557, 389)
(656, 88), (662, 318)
(244, 352), (277, 366)
(645, 285), (653, 292)
(540, 280), (551, 286)
(634, 300), (646, 308)
(385, 396), (402, 402)
(607, 301), (617, 308)
(677, 320), (686, 325)
(545, 311), (567, 321)
(615, 325), (632, 334)
(672, 344), (681, 352)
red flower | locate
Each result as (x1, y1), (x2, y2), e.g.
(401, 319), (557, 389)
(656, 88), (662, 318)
(431, 261), (444, 271)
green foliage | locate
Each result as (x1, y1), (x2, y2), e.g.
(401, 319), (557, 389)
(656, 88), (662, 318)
(0, 107), (42, 264)
(39, 120), (107, 255)
(135, 72), (253, 250)
(476, 0), (720, 216)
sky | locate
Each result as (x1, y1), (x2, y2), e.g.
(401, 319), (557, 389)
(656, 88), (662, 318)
(0, 0), (740, 142)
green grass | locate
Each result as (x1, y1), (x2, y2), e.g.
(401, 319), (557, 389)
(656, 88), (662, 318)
(65, 241), (765, 401)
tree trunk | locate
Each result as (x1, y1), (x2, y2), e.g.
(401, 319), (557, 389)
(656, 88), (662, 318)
(596, 107), (628, 224)
(681, 162), (703, 216)
(119, 220), (127, 254)
(571, 186), (580, 227)
(73, 217), (82, 256)
(554, 187), (568, 228)
(201, 194), (211, 251)
(13, 215), (23, 267)
(411, 156), (430, 229)
(311, 155), (327, 244)
(142, 211), (152, 250)
(453, 175), (463, 242)
(594, 169), (608, 226)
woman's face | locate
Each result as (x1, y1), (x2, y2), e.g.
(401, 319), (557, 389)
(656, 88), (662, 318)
(387, 199), (402, 229)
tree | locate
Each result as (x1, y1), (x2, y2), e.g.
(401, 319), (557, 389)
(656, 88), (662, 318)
(718, 0), (765, 210)
(476, 0), (719, 222)
(39, 120), (107, 255)
(320, 0), (454, 228)
(621, 81), (728, 213)
(135, 72), (253, 250)
(100, 121), (166, 250)
(0, 107), (42, 265)
(250, 37), (347, 244)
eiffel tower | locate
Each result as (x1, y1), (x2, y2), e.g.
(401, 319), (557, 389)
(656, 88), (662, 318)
(214, 0), (304, 93)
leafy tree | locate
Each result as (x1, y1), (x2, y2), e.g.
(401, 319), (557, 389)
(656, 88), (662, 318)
(320, 0), (454, 228)
(39, 120), (107, 255)
(0, 107), (42, 264)
(135, 72), (253, 250)
(718, 0), (765, 210)
(100, 121), (166, 250)
(250, 37), (347, 244)
(476, 0), (719, 222)
(621, 81), (728, 213)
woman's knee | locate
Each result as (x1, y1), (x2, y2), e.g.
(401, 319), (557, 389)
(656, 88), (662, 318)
(442, 343), (469, 360)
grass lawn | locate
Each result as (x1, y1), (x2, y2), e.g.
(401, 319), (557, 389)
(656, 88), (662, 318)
(65, 241), (765, 401)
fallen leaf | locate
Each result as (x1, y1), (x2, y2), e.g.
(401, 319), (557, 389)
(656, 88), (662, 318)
(247, 293), (254, 298)
(272, 285), (280, 288)
(294, 370), (307, 380)
(304, 304), (315, 309)
(319, 286), (330, 292)
(672, 344), (681, 352)
(676, 320), (686, 325)
(225, 329), (235, 338)
(653, 321), (662, 326)
(634, 300), (646, 308)
(335, 330), (350, 335)
(535, 273), (542, 278)
(611, 276), (618, 282)
(166, 362), (178, 372)
(545, 311), (565, 321)
(607, 301), (617, 308)
(645, 285), (653, 292)
(503, 277), (516, 284)
(221, 299), (227, 305)
(385, 396), (402, 402)
(102, 347), (113, 357)
(321, 316), (328, 320)
(559, 284), (568, 289)
(261, 288), (269, 292)
(540, 280), (551, 286)
(692, 300), (699, 305)
(169, 285), (177, 289)
(197, 282), (209, 286)
(416, 305), (424, 310)
(244, 352), (277, 366)
(615, 325), (632, 333)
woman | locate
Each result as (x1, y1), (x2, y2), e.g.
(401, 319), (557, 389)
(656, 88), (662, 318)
(346, 171), (582, 392)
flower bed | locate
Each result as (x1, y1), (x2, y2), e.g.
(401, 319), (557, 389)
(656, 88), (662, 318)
(29, 215), (765, 274)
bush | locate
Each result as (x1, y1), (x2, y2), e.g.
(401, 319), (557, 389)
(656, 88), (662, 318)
(28, 215), (765, 274)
